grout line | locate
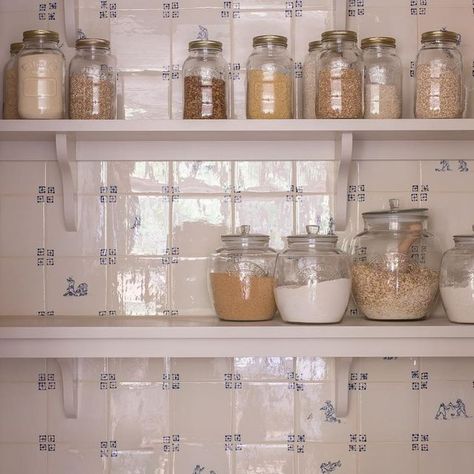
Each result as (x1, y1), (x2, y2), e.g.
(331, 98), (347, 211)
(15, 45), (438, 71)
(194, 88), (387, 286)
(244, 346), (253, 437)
(168, 161), (174, 312)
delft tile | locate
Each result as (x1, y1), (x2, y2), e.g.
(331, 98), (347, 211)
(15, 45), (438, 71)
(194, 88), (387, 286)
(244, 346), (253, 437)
(419, 380), (474, 442)
(45, 195), (106, 257)
(172, 196), (232, 258)
(351, 358), (419, 383)
(109, 448), (169, 474)
(171, 257), (214, 316)
(295, 357), (334, 382)
(173, 162), (231, 194)
(107, 257), (168, 316)
(235, 161), (292, 193)
(108, 162), (169, 194)
(418, 442), (474, 474)
(0, 358), (46, 382)
(297, 443), (356, 474)
(0, 258), (44, 316)
(110, 382), (169, 449)
(0, 444), (47, 474)
(234, 357), (295, 382)
(357, 161), (420, 193)
(78, 8), (111, 41)
(359, 383), (419, 442)
(171, 358), (232, 382)
(296, 194), (333, 235)
(235, 195), (293, 251)
(108, 358), (166, 382)
(48, 383), (107, 448)
(357, 443), (418, 474)
(170, 443), (231, 474)
(420, 358), (474, 382)
(420, 160), (474, 193)
(297, 383), (358, 443)
(296, 161), (336, 194)
(46, 258), (106, 317)
(48, 446), (107, 474)
(0, 383), (47, 443)
(234, 383), (294, 443)
(293, 9), (332, 61)
(0, 196), (44, 257)
(172, 383), (232, 443)
(235, 444), (295, 474)
(0, 162), (45, 195)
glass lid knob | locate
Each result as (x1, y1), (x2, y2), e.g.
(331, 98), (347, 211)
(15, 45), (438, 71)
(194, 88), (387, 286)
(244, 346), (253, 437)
(306, 224), (320, 235)
(389, 198), (399, 210)
(240, 225), (250, 235)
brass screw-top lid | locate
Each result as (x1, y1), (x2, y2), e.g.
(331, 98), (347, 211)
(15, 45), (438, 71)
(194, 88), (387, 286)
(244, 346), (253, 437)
(188, 40), (223, 51)
(22, 29), (60, 42)
(361, 36), (396, 49)
(308, 40), (322, 52)
(253, 35), (288, 48)
(75, 38), (110, 50)
(9, 42), (23, 54)
(421, 29), (460, 44)
(321, 30), (358, 43)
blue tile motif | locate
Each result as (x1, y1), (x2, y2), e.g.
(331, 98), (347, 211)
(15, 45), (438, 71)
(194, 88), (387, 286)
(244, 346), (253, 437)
(320, 461), (342, 473)
(435, 399), (470, 420)
(63, 277), (88, 297)
(320, 401), (341, 423)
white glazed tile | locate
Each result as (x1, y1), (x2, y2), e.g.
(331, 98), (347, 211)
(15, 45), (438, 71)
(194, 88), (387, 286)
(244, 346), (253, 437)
(0, 162), (45, 195)
(173, 161), (232, 194)
(235, 161), (292, 193)
(170, 443), (231, 474)
(296, 161), (336, 194)
(171, 358), (232, 382)
(297, 443), (356, 474)
(231, 68), (247, 119)
(110, 382), (169, 449)
(172, 382), (232, 442)
(421, 160), (474, 193)
(46, 258), (106, 317)
(296, 194), (333, 234)
(109, 448), (169, 474)
(172, 196), (232, 257)
(234, 357), (294, 381)
(293, 9), (332, 61)
(351, 358), (419, 383)
(0, 444), (47, 474)
(357, 443), (418, 474)
(357, 161), (420, 193)
(234, 383), (294, 443)
(76, 162), (108, 195)
(0, 359), (47, 382)
(295, 357), (334, 382)
(77, 8), (111, 40)
(75, 358), (108, 383)
(108, 358), (166, 382)
(235, 444), (295, 474)
(420, 358), (474, 381)
(48, 446), (107, 474)
(419, 442), (474, 474)
(108, 162), (169, 194)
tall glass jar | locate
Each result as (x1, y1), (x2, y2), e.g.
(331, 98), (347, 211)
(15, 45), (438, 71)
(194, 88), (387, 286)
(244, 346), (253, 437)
(274, 226), (351, 324)
(362, 36), (402, 119)
(246, 35), (294, 119)
(415, 30), (463, 119)
(303, 40), (321, 119)
(317, 30), (363, 119)
(351, 199), (441, 321)
(69, 38), (117, 120)
(17, 29), (65, 119)
(440, 227), (474, 323)
(209, 225), (277, 321)
(183, 40), (228, 119)
(3, 42), (23, 119)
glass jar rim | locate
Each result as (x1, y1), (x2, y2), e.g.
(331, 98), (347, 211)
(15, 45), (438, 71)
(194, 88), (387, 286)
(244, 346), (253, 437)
(453, 226), (474, 242)
(321, 30), (357, 43)
(253, 35), (288, 48)
(221, 225), (270, 246)
(10, 42), (23, 54)
(188, 39), (222, 52)
(361, 36), (396, 49)
(421, 30), (460, 44)
(23, 29), (59, 43)
(286, 225), (338, 245)
(75, 38), (110, 50)
(308, 40), (322, 52)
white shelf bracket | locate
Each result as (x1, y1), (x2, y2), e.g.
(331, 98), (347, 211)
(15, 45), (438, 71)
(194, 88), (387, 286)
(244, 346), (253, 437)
(334, 132), (353, 232)
(63, 0), (78, 47)
(56, 358), (79, 419)
(55, 133), (77, 232)
(334, 357), (353, 418)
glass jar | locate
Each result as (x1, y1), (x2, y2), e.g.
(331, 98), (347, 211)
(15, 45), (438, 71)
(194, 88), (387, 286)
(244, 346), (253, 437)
(183, 40), (228, 119)
(414, 30), (463, 119)
(274, 226), (351, 324)
(362, 36), (402, 119)
(303, 40), (322, 119)
(317, 30), (363, 119)
(3, 42), (23, 119)
(209, 225), (277, 321)
(69, 38), (117, 120)
(440, 227), (474, 323)
(18, 29), (65, 119)
(246, 35), (294, 119)
(351, 199), (441, 321)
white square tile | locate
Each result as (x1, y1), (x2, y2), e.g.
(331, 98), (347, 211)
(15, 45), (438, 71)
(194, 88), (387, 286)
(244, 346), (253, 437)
(48, 446), (107, 474)
(234, 357), (294, 381)
(75, 358), (108, 383)
(0, 162), (45, 195)
(78, 8), (111, 40)
(351, 358), (419, 383)
(420, 358), (474, 382)
(173, 162), (231, 194)
(297, 443), (356, 474)
(170, 443), (231, 474)
(357, 443), (418, 474)
(295, 357), (334, 382)
(108, 162), (169, 194)
(108, 358), (166, 382)
(358, 161), (420, 193)
(296, 194), (333, 234)
(294, 9), (332, 61)
(296, 161), (336, 194)
(171, 358), (232, 382)
(235, 161), (292, 193)
(109, 448), (169, 474)
(0, 444), (47, 474)
(0, 359), (46, 382)
(236, 444), (295, 474)
(421, 160), (474, 193)
(419, 442), (474, 474)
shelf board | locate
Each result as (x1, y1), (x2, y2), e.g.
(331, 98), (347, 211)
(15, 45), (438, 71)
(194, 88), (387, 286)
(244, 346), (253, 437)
(0, 315), (472, 358)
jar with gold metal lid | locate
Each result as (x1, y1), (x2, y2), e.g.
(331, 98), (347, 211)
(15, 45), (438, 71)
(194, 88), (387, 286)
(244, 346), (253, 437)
(303, 40), (322, 119)
(3, 42), (23, 119)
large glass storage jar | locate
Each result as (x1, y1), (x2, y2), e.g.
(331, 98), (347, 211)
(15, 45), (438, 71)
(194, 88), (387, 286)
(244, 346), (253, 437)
(414, 30), (463, 119)
(274, 226), (351, 324)
(440, 227), (474, 323)
(69, 38), (117, 120)
(246, 35), (293, 119)
(183, 40), (228, 119)
(351, 199), (441, 321)
(209, 225), (277, 321)
(362, 36), (402, 119)
(18, 29), (65, 119)
(3, 42), (23, 119)
(303, 40), (322, 119)
(317, 30), (363, 119)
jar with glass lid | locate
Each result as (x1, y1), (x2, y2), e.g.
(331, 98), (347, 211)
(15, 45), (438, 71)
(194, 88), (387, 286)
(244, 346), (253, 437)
(246, 35), (294, 119)
(3, 42), (23, 119)
(440, 227), (474, 323)
(317, 30), (363, 119)
(183, 40), (228, 119)
(362, 36), (402, 119)
(17, 29), (65, 119)
(414, 29), (464, 119)
(209, 225), (277, 321)
(351, 199), (441, 321)
(69, 38), (117, 120)
(274, 226), (351, 324)
(303, 40), (322, 119)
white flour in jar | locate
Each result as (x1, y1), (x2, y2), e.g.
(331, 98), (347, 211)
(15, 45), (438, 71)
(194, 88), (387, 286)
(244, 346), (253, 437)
(440, 286), (474, 323)
(274, 278), (351, 323)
